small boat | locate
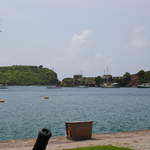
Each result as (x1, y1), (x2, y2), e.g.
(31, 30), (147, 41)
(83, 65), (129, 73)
(43, 96), (49, 99)
(137, 83), (150, 88)
(77, 86), (89, 88)
(47, 86), (61, 89)
(0, 99), (5, 103)
(0, 84), (8, 89)
(111, 83), (120, 88)
(101, 83), (120, 88)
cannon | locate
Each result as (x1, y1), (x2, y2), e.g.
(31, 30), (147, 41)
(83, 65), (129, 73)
(32, 128), (52, 150)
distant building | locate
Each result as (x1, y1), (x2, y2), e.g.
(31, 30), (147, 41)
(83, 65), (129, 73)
(103, 75), (112, 82)
(112, 76), (121, 84)
(113, 76), (121, 80)
(73, 74), (82, 79)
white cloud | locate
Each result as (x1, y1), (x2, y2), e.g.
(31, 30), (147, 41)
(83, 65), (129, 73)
(134, 26), (144, 34)
(72, 29), (93, 44)
(130, 26), (148, 49)
(62, 29), (111, 77)
(69, 29), (94, 57)
(130, 39), (147, 49)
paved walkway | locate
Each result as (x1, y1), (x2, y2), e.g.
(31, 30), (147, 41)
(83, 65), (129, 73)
(1, 130), (150, 150)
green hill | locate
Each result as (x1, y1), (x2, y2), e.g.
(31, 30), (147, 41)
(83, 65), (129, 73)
(0, 65), (58, 85)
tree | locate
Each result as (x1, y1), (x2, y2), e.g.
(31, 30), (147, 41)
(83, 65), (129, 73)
(95, 76), (103, 86)
(118, 72), (131, 87)
(61, 78), (74, 87)
(123, 72), (131, 81)
(137, 70), (145, 78)
(39, 65), (43, 69)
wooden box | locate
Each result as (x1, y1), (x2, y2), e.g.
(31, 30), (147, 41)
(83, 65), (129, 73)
(65, 121), (93, 140)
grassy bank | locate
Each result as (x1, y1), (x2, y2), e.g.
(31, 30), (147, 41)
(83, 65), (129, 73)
(64, 145), (134, 150)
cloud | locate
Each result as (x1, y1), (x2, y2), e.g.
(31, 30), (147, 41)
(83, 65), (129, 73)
(129, 26), (148, 49)
(69, 29), (94, 58)
(134, 26), (144, 34)
(62, 29), (111, 77)
(53, 29), (111, 79)
(72, 29), (93, 44)
(130, 39), (147, 49)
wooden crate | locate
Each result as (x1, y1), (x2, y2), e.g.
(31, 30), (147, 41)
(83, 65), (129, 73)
(65, 121), (93, 140)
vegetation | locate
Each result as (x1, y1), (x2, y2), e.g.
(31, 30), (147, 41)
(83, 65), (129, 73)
(61, 70), (150, 87)
(95, 76), (104, 86)
(61, 77), (96, 87)
(137, 70), (150, 83)
(119, 70), (150, 87)
(62, 78), (74, 87)
(1, 65), (149, 87)
(116, 72), (131, 87)
(64, 145), (134, 150)
(0, 65), (58, 85)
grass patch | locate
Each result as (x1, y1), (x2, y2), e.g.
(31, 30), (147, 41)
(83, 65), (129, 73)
(64, 145), (134, 150)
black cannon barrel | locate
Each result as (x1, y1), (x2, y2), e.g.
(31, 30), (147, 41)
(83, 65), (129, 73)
(32, 128), (52, 150)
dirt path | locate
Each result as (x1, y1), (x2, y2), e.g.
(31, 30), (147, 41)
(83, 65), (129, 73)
(1, 130), (150, 150)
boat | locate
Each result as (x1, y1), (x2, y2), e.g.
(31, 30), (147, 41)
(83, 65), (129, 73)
(77, 86), (89, 88)
(47, 85), (61, 89)
(43, 96), (49, 99)
(0, 99), (5, 103)
(137, 83), (150, 88)
(102, 67), (120, 88)
(0, 84), (8, 89)
(101, 83), (120, 88)
(111, 83), (120, 88)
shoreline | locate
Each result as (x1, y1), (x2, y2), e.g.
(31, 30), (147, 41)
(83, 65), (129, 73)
(1, 130), (150, 150)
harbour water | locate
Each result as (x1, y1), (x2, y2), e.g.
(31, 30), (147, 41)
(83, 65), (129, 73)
(0, 86), (150, 140)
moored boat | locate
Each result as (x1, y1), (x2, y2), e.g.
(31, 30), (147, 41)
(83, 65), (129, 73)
(77, 86), (89, 88)
(0, 84), (8, 89)
(101, 83), (120, 88)
(0, 99), (5, 103)
(43, 96), (49, 99)
(137, 83), (150, 88)
(47, 85), (61, 89)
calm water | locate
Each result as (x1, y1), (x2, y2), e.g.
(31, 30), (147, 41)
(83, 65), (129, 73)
(0, 86), (150, 140)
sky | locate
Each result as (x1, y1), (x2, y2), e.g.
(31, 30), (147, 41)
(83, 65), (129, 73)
(0, 0), (150, 80)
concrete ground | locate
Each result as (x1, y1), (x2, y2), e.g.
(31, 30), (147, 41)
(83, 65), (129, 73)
(1, 130), (150, 150)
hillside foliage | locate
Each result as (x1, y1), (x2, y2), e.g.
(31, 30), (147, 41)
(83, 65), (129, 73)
(0, 65), (58, 85)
